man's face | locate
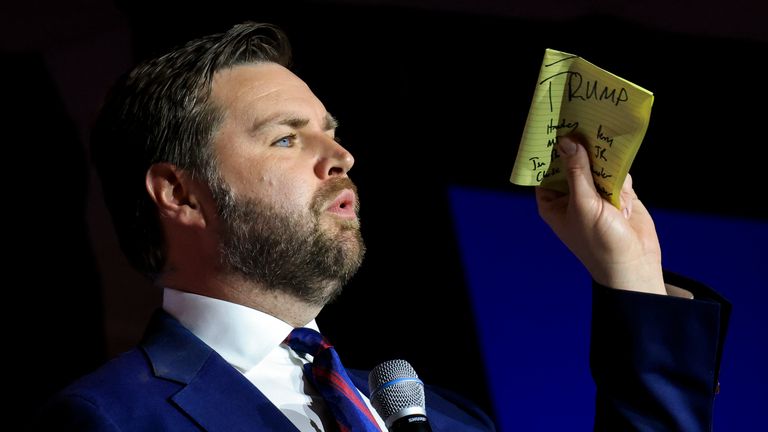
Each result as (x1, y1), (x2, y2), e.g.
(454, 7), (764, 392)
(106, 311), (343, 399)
(207, 62), (365, 305)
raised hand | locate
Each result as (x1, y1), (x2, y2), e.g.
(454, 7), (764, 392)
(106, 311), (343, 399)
(535, 136), (666, 295)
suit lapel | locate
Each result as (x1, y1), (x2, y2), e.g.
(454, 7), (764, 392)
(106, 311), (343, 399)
(171, 353), (299, 431)
(141, 310), (299, 432)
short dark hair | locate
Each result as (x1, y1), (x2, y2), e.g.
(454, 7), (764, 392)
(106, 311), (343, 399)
(91, 22), (292, 280)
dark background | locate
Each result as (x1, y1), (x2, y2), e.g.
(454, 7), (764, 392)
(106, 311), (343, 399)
(4, 0), (766, 427)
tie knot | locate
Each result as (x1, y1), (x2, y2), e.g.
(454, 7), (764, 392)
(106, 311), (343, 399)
(285, 327), (332, 357)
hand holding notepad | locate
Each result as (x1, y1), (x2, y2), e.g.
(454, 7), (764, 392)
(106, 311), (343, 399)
(510, 49), (654, 208)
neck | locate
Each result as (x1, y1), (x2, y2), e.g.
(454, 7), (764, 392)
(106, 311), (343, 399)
(158, 270), (323, 327)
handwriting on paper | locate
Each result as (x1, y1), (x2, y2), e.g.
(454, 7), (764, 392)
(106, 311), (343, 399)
(509, 49), (654, 208)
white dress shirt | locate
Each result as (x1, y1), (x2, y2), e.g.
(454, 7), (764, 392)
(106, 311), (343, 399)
(162, 288), (387, 432)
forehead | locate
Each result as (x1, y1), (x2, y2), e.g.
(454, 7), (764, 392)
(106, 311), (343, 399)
(210, 62), (326, 122)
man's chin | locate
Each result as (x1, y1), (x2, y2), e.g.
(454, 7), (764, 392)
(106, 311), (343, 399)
(319, 218), (364, 253)
(339, 235), (366, 273)
(319, 212), (360, 231)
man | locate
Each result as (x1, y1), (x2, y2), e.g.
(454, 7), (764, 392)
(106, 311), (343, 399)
(39, 22), (729, 431)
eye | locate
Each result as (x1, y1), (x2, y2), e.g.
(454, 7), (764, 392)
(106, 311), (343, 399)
(272, 134), (296, 148)
(333, 136), (342, 144)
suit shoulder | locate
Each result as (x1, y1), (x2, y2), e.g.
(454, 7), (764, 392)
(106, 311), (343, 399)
(37, 347), (187, 431)
(55, 346), (170, 397)
(36, 391), (123, 432)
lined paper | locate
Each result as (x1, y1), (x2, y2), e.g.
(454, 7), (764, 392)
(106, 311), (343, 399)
(510, 49), (654, 208)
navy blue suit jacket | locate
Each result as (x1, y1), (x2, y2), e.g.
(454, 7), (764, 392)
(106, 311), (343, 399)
(590, 272), (730, 431)
(38, 309), (494, 431)
(39, 272), (729, 431)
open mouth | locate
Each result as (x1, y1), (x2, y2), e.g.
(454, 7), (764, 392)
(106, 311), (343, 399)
(325, 189), (357, 218)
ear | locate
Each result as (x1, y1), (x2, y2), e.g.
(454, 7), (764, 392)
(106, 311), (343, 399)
(145, 163), (212, 229)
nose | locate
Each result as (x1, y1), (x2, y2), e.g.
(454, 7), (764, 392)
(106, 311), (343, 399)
(314, 135), (355, 179)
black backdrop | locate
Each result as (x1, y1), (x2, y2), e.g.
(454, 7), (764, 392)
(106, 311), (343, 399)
(5, 0), (766, 426)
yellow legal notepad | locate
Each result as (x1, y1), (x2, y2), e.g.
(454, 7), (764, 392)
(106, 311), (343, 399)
(510, 48), (654, 208)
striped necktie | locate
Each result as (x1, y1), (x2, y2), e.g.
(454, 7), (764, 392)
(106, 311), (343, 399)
(285, 327), (383, 432)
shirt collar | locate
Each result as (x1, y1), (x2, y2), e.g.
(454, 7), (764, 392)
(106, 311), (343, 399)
(162, 287), (320, 372)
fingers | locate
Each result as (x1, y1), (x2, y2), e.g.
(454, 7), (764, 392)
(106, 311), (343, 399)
(535, 185), (561, 204)
(558, 136), (597, 209)
(620, 173), (635, 219)
(535, 186), (568, 226)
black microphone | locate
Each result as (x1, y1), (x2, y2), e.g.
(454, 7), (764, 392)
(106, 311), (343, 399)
(368, 359), (433, 432)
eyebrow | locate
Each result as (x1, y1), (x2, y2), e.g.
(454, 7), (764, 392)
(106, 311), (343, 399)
(324, 113), (339, 131)
(251, 112), (338, 135)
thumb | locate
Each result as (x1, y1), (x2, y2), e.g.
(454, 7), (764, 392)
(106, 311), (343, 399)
(558, 136), (597, 203)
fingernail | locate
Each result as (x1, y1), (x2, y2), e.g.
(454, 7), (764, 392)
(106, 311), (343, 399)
(559, 137), (577, 156)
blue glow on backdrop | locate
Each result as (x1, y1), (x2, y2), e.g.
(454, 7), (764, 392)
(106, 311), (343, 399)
(449, 186), (767, 432)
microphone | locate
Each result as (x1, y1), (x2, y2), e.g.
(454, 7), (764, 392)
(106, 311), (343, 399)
(368, 359), (433, 432)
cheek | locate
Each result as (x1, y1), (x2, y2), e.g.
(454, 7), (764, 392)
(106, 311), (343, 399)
(218, 144), (317, 211)
(226, 167), (275, 197)
(249, 166), (316, 213)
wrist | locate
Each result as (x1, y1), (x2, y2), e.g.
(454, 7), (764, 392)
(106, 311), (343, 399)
(591, 260), (666, 295)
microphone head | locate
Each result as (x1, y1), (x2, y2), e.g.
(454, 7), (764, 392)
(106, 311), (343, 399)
(368, 359), (427, 427)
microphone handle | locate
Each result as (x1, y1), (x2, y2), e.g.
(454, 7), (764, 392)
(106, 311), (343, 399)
(389, 414), (433, 432)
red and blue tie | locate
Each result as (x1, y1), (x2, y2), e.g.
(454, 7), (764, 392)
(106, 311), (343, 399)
(285, 327), (383, 432)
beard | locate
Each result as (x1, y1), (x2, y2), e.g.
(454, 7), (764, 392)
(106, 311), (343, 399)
(209, 175), (365, 307)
